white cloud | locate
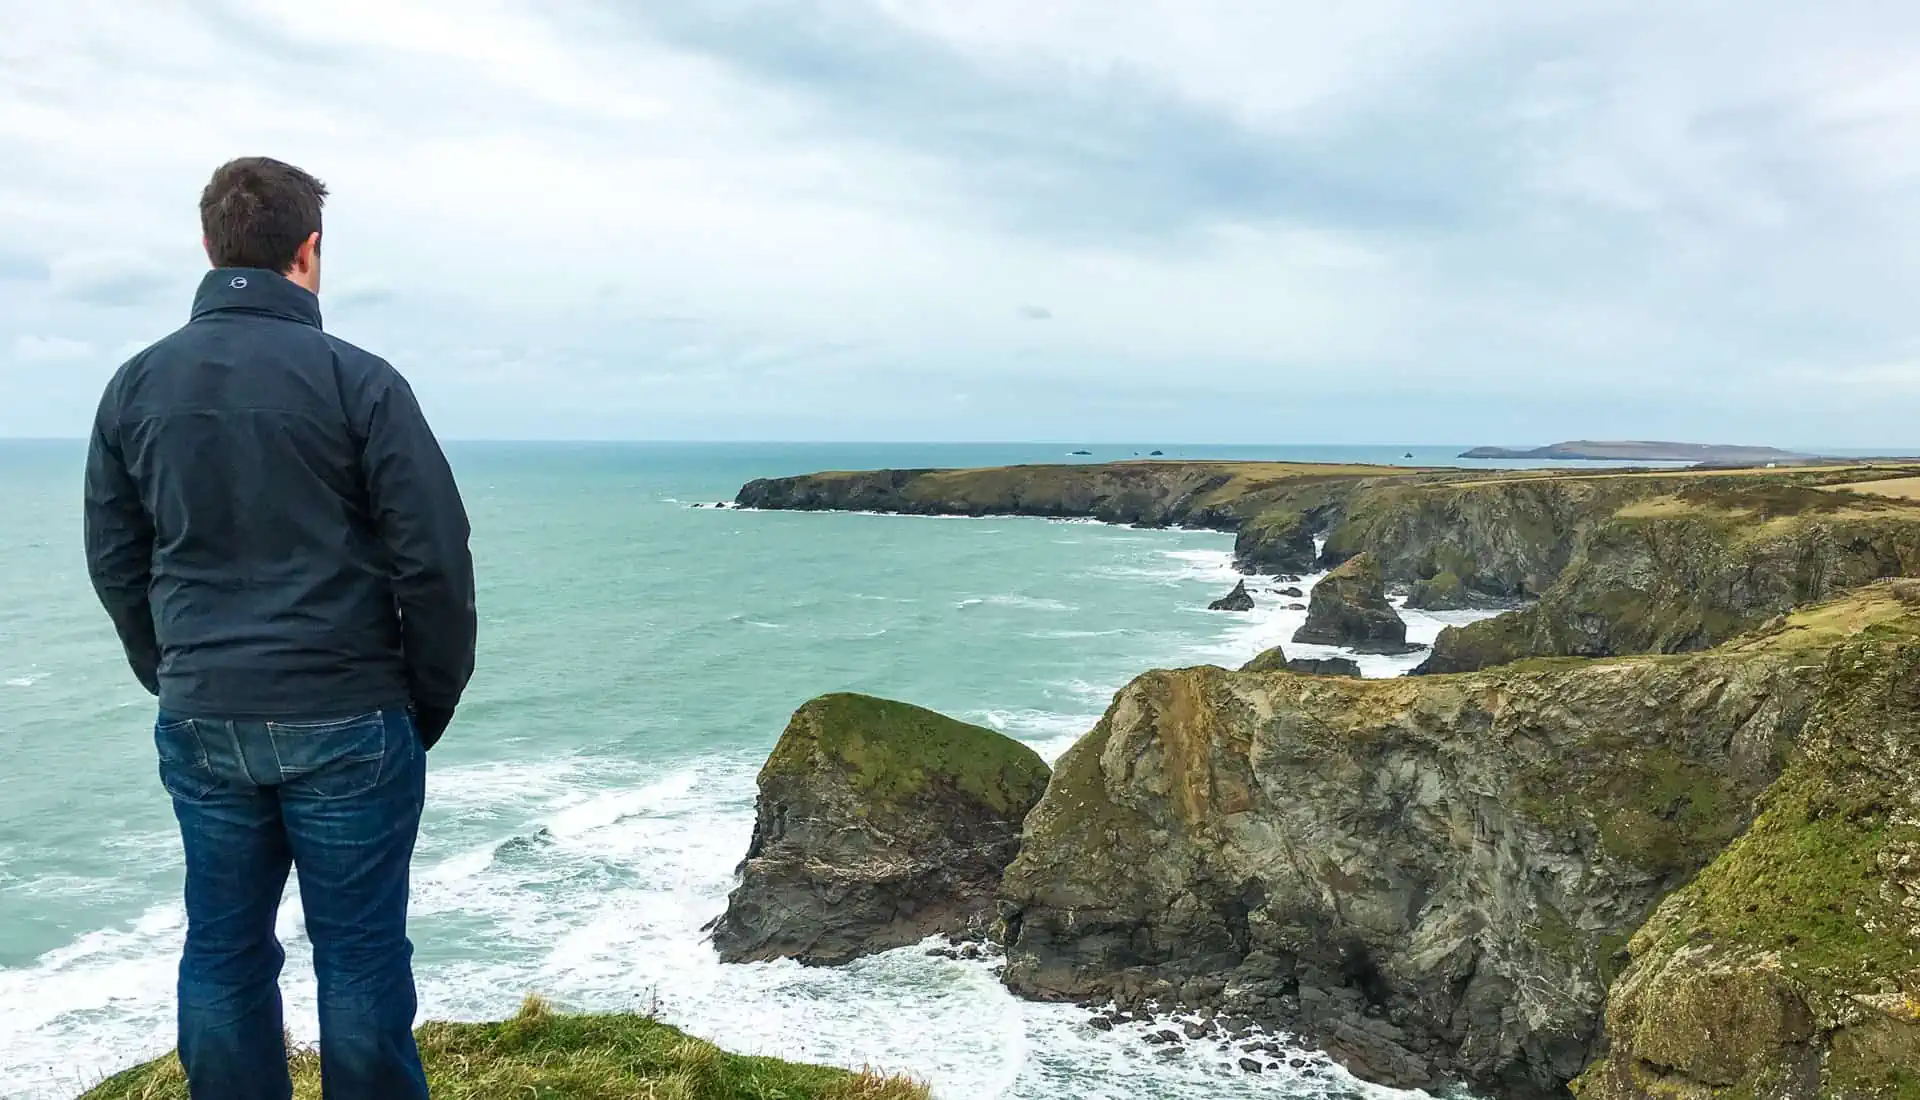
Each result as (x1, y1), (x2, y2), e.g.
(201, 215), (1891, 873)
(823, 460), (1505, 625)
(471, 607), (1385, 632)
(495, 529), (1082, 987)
(1, 1), (1918, 443)
(10, 335), (94, 364)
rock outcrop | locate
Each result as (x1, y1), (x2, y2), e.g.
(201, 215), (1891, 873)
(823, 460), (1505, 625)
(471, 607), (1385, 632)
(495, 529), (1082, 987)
(1239, 646), (1361, 678)
(1209, 580), (1256, 612)
(711, 694), (1049, 966)
(1423, 486), (1920, 673)
(1233, 509), (1319, 574)
(1575, 617), (1920, 1100)
(1292, 553), (1417, 654)
(999, 590), (1919, 1098)
(1405, 570), (1472, 610)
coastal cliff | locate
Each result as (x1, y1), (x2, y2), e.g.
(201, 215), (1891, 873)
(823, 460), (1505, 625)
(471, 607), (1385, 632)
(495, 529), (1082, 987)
(1576, 621), (1920, 1100)
(1423, 484), (1920, 673)
(997, 587), (1920, 1098)
(735, 461), (1474, 573)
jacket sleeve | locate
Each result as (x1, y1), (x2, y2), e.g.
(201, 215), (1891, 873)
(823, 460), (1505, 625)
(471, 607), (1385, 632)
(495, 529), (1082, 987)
(361, 368), (477, 710)
(84, 401), (162, 695)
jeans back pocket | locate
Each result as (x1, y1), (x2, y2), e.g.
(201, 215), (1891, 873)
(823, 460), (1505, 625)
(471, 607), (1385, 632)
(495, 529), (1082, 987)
(155, 713), (223, 803)
(271, 711), (389, 800)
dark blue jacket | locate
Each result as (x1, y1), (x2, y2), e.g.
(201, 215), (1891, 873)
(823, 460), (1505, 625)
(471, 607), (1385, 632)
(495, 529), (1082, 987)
(84, 268), (476, 721)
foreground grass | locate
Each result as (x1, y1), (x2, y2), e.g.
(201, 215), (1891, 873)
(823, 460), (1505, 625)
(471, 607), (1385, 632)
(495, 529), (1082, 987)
(80, 997), (929, 1100)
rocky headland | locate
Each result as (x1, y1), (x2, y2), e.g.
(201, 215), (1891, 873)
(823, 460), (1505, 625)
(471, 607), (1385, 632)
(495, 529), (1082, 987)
(720, 458), (1920, 1098)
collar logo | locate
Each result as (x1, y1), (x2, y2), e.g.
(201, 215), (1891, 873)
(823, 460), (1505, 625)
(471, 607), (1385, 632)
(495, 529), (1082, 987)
(229, 276), (249, 289)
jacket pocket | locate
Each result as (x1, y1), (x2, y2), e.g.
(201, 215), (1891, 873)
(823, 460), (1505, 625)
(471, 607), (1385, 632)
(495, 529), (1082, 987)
(274, 712), (389, 800)
(154, 714), (222, 803)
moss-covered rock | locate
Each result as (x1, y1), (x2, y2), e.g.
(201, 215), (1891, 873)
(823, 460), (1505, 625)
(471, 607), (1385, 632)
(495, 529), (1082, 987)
(1292, 553), (1418, 654)
(80, 997), (928, 1099)
(1574, 628), (1920, 1100)
(1000, 588), (1920, 1099)
(711, 694), (1049, 966)
(1406, 570), (1472, 610)
(1233, 509), (1319, 573)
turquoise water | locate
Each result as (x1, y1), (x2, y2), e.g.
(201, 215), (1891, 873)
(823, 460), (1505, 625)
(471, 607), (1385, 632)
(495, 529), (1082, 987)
(0, 441), (1503, 1099)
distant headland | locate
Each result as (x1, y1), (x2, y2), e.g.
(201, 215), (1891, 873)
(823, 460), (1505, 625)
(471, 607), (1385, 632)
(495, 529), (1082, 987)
(1458, 440), (1811, 464)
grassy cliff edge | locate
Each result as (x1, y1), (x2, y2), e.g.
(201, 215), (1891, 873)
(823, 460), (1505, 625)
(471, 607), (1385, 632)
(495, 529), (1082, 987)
(80, 997), (928, 1100)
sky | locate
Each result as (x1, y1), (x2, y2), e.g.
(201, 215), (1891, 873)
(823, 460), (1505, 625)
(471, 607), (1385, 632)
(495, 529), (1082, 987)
(4, 1), (1920, 445)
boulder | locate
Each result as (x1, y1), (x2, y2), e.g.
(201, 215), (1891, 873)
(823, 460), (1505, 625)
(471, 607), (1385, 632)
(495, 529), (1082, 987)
(1284, 656), (1362, 678)
(1209, 580), (1256, 612)
(711, 694), (1050, 966)
(1239, 647), (1361, 678)
(1405, 571), (1472, 611)
(1292, 553), (1419, 654)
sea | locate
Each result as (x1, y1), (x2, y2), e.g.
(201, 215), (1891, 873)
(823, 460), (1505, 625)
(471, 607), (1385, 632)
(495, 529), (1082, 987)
(0, 440), (1562, 1099)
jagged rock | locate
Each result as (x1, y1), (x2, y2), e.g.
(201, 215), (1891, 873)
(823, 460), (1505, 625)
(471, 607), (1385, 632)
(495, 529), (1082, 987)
(1240, 1058), (1264, 1073)
(1574, 631), (1920, 1100)
(1209, 580), (1256, 612)
(1000, 589), (1917, 1098)
(711, 694), (1049, 966)
(1276, 586), (1305, 598)
(1291, 553), (1419, 654)
(1405, 570), (1472, 610)
(1239, 646), (1291, 672)
(1239, 647), (1361, 678)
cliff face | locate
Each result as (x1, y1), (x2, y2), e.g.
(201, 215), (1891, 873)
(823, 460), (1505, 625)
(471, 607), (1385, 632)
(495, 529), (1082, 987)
(1577, 620), (1920, 1100)
(711, 694), (1049, 966)
(999, 591), (1917, 1098)
(736, 462), (1476, 573)
(1321, 475), (1691, 597)
(1425, 488), (1920, 673)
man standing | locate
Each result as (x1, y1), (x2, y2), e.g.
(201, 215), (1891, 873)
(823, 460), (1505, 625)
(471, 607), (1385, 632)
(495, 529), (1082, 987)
(85, 157), (476, 1099)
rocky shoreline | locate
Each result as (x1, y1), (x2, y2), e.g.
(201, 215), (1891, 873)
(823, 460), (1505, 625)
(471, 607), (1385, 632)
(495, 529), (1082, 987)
(717, 459), (1920, 1098)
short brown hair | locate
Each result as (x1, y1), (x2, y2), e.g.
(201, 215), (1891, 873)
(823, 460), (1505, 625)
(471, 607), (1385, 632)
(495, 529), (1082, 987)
(199, 157), (328, 272)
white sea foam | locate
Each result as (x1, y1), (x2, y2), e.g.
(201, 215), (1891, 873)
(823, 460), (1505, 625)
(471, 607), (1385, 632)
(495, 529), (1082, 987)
(5, 672), (50, 688)
(1, 520), (1459, 1099)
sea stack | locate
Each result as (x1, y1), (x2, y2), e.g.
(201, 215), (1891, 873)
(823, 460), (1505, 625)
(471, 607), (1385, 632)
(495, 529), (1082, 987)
(1292, 553), (1418, 654)
(1208, 580), (1256, 612)
(710, 693), (1050, 966)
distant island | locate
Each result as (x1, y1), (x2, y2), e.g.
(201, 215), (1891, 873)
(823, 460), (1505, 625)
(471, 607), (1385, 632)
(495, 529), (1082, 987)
(1459, 440), (1811, 464)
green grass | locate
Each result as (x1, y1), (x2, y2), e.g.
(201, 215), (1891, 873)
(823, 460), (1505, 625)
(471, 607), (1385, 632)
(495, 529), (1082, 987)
(763, 693), (1050, 817)
(80, 997), (929, 1100)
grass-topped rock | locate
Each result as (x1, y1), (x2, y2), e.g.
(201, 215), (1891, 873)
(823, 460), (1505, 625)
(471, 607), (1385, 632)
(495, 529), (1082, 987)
(710, 693), (1050, 966)
(81, 996), (927, 1100)
(1575, 621), (1920, 1100)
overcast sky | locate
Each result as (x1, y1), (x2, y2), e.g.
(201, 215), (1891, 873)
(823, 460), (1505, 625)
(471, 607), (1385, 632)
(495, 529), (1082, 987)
(5, 1), (1920, 445)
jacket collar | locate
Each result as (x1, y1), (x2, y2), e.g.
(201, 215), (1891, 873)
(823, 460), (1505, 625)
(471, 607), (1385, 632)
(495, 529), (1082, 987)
(190, 268), (323, 329)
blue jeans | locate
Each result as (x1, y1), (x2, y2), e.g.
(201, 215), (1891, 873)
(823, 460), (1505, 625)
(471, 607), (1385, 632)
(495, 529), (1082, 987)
(156, 707), (429, 1100)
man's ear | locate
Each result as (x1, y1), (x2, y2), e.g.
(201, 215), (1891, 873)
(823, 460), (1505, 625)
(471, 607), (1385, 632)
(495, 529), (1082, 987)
(292, 231), (321, 274)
